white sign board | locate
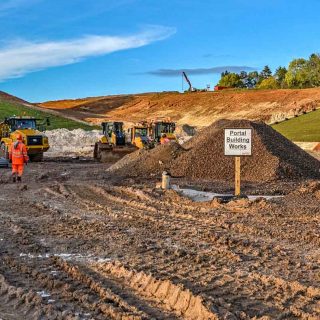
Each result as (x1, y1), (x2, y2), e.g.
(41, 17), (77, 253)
(224, 128), (252, 156)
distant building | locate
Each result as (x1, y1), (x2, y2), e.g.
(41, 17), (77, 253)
(214, 86), (229, 91)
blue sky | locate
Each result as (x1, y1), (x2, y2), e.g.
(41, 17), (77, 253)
(0, 0), (319, 102)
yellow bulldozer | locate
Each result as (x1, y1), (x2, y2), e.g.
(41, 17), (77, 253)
(94, 121), (138, 162)
(94, 121), (156, 162)
(127, 119), (177, 148)
(128, 122), (154, 149)
(0, 116), (50, 162)
(147, 119), (177, 144)
(93, 120), (177, 163)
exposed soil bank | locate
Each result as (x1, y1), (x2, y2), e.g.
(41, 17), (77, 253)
(39, 88), (320, 127)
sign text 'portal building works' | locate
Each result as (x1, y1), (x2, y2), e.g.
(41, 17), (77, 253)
(224, 128), (252, 156)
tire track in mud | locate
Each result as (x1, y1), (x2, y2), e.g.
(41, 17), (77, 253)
(0, 189), (185, 318)
(59, 184), (246, 264)
(64, 184), (309, 272)
(0, 254), (182, 319)
(55, 258), (181, 320)
(0, 255), (94, 319)
(1, 181), (319, 318)
(48, 183), (320, 319)
(91, 185), (320, 266)
(89, 261), (219, 320)
(0, 272), (62, 320)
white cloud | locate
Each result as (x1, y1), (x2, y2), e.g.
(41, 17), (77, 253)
(0, 26), (176, 81)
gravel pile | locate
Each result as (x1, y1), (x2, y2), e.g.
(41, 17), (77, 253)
(107, 142), (185, 177)
(108, 119), (320, 182)
(171, 119), (320, 182)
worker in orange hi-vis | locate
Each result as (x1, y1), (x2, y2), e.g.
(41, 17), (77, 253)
(160, 134), (170, 145)
(9, 134), (29, 183)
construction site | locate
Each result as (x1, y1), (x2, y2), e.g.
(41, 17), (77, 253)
(0, 86), (319, 320)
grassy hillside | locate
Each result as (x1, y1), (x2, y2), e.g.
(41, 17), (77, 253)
(0, 100), (98, 131)
(272, 109), (320, 141)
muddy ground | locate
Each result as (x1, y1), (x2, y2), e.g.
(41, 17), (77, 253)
(0, 158), (319, 319)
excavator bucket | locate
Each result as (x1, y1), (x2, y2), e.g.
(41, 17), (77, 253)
(94, 142), (137, 163)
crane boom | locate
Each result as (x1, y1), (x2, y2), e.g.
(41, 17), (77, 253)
(182, 72), (193, 92)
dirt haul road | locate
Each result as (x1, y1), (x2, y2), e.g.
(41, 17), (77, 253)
(0, 159), (319, 319)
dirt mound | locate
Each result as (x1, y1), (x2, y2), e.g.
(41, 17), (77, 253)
(110, 120), (320, 182)
(171, 119), (320, 182)
(108, 142), (185, 177)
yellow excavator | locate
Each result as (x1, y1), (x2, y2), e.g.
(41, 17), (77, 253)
(0, 116), (50, 162)
(94, 121), (137, 162)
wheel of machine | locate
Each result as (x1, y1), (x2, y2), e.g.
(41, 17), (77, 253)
(29, 153), (43, 162)
(0, 143), (9, 159)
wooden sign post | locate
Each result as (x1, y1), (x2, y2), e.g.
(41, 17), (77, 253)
(224, 129), (252, 197)
(235, 156), (241, 196)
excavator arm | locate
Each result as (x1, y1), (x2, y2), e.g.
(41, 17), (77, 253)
(182, 72), (193, 92)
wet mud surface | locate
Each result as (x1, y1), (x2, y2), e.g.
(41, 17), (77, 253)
(0, 159), (319, 319)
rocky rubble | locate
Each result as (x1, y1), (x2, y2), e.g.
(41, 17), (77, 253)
(45, 128), (102, 157)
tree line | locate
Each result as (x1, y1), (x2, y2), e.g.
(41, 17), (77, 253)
(217, 53), (320, 89)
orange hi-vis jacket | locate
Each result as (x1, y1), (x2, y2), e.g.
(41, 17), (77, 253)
(160, 137), (170, 145)
(9, 141), (29, 165)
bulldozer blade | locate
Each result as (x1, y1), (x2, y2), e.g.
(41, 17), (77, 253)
(0, 157), (9, 168)
(94, 141), (138, 163)
(99, 146), (137, 163)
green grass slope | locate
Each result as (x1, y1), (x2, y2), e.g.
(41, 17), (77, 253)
(272, 109), (320, 142)
(0, 100), (97, 131)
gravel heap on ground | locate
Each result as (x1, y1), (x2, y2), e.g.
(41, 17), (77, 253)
(109, 119), (320, 182)
(107, 142), (185, 177)
(171, 119), (320, 182)
(45, 129), (102, 157)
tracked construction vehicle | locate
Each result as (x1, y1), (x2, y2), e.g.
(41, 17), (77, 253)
(94, 122), (137, 162)
(147, 119), (177, 143)
(0, 116), (50, 162)
(127, 119), (177, 148)
(128, 122), (154, 149)
(94, 120), (177, 163)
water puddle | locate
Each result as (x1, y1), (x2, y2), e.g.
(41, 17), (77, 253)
(172, 185), (283, 202)
(19, 252), (112, 263)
